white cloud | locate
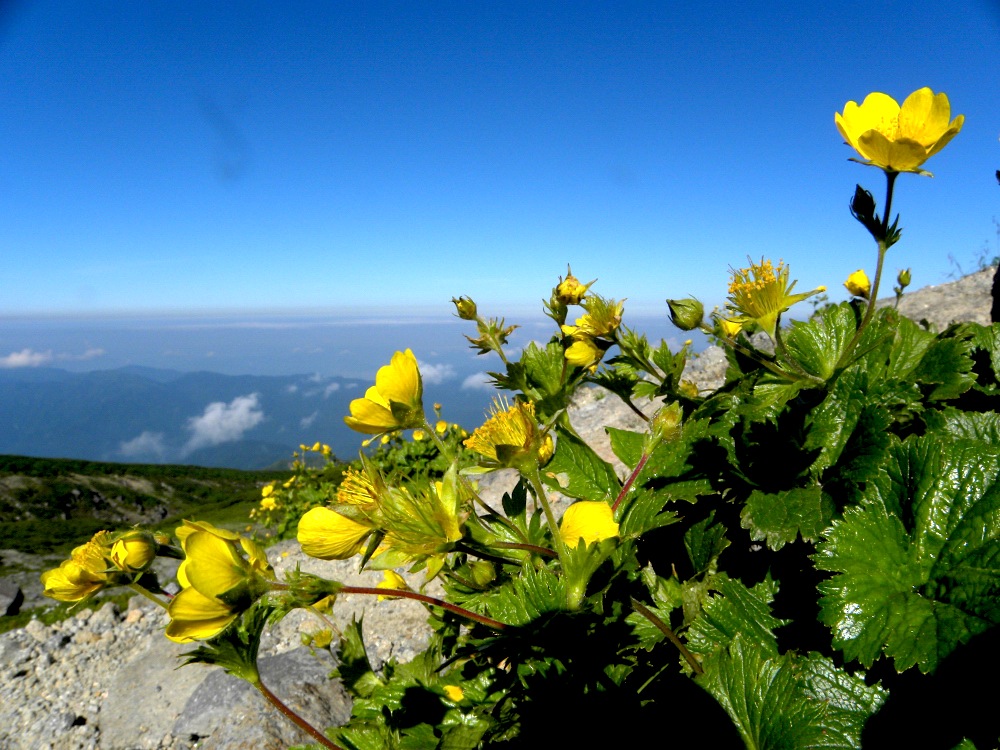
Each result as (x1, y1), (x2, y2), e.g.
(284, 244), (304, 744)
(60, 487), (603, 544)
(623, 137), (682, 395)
(119, 431), (166, 458)
(461, 372), (494, 391)
(300, 410), (319, 429)
(62, 347), (106, 362)
(0, 348), (54, 368)
(184, 393), (264, 453)
(323, 382), (340, 398)
(418, 360), (456, 385)
(286, 384), (299, 394)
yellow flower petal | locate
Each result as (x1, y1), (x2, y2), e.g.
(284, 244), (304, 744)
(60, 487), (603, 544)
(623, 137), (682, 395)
(183, 532), (249, 599)
(559, 501), (620, 547)
(376, 570), (410, 600)
(165, 586), (237, 643)
(297, 506), (373, 560)
(844, 269), (871, 299)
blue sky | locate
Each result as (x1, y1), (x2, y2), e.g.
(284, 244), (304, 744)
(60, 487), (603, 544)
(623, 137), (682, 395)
(1, 0), (998, 322)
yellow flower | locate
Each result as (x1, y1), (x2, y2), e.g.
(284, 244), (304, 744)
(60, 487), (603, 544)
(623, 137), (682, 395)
(435, 420), (448, 435)
(109, 531), (157, 573)
(555, 266), (595, 305)
(725, 258), (825, 340)
(559, 501), (620, 547)
(560, 296), (624, 339)
(564, 337), (603, 371)
(376, 570), (410, 601)
(41, 538), (112, 602)
(311, 441), (322, 452)
(259, 496), (277, 511)
(261, 484), (275, 498)
(412, 429), (427, 442)
(443, 685), (465, 702)
(337, 465), (382, 507)
(297, 506), (374, 560)
(464, 398), (554, 471)
(344, 349), (425, 435)
(844, 269), (871, 299)
(836, 88), (963, 175)
(165, 528), (274, 643)
(718, 318), (743, 339)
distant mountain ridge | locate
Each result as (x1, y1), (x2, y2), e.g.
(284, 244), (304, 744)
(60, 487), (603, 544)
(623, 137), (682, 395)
(0, 364), (495, 470)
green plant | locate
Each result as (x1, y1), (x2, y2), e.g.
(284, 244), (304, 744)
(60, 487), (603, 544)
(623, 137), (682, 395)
(40, 87), (999, 749)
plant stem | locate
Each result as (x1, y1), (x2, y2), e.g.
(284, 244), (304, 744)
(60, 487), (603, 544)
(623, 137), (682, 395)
(612, 452), (650, 513)
(127, 581), (169, 609)
(253, 676), (344, 749)
(631, 598), (703, 675)
(525, 466), (571, 563)
(339, 585), (507, 630)
(424, 417), (455, 463)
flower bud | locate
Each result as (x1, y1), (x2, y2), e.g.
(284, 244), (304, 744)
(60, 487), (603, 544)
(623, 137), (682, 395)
(897, 268), (912, 289)
(555, 267), (594, 305)
(649, 402), (684, 446)
(468, 560), (496, 587)
(844, 269), (871, 300)
(452, 296), (478, 320)
(667, 298), (704, 331)
(110, 530), (158, 573)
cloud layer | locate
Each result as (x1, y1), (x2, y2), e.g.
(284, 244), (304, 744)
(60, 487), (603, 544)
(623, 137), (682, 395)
(184, 393), (264, 453)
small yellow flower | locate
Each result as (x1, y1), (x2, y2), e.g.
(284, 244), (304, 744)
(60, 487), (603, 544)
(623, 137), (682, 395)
(718, 318), (743, 339)
(836, 88), (963, 175)
(564, 337), (603, 371)
(560, 296), (624, 339)
(844, 269), (871, 299)
(555, 266), (595, 305)
(297, 506), (374, 560)
(259, 496), (277, 511)
(376, 570), (410, 601)
(435, 420), (448, 435)
(166, 528), (274, 643)
(559, 501), (620, 547)
(443, 685), (465, 702)
(412, 429), (427, 442)
(725, 258), (825, 340)
(41, 537), (112, 602)
(311, 441), (322, 452)
(344, 349), (425, 435)
(109, 531), (157, 573)
(464, 398), (554, 471)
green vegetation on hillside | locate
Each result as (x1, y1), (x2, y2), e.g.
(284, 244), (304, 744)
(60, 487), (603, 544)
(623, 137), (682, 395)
(0, 454), (295, 554)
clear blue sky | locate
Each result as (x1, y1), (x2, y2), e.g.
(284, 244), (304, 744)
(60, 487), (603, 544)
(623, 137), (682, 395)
(2, 0), (999, 318)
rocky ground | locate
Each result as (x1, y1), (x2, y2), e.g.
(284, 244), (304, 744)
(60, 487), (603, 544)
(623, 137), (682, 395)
(1, 267), (994, 750)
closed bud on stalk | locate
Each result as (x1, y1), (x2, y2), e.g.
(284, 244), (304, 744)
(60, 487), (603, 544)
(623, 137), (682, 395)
(849, 185), (883, 240)
(649, 402), (684, 449)
(452, 296), (478, 321)
(555, 266), (595, 305)
(897, 268), (911, 289)
(468, 560), (496, 588)
(667, 298), (704, 331)
(110, 530), (158, 573)
(844, 269), (871, 300)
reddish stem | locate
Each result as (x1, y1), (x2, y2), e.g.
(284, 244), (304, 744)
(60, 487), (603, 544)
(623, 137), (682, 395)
(254, 677), (343, 749)
(339, 585), (507, 630)
(612, 452), (650, 513)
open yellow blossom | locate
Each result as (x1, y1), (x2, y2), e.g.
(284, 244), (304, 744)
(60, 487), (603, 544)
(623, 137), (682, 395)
(559, 501), (620, 547)
(259, 496), (277, 512)
(166, 528), (274, 643)
(844, 269), (871, 299)
(41, 537), (112, 602)
(836, 88), (963, 175)
(560, 296), (624, 339)
(464, 398), (554, 471)
(443, 685), (465, 702)
(344, 349), (425, 435)
(412, 429), (427, 441)
(435, 420), (448, 435)
(725, 258), (825, 340)
(297, 506), (374, 560)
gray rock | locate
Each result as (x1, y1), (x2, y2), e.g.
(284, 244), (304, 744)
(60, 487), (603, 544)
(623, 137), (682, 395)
(0, 577), (24, 616)
(173, 647), (351, 749)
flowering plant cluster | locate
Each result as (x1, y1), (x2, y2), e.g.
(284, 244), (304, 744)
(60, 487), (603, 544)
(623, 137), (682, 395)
(42, 88), (1000, 749)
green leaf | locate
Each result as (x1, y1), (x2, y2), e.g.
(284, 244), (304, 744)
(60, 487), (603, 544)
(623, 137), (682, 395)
(686, 575), (787, 658)
(924, 408), (1000, 444)
(783, 303), (859, 380)
(816, 435), (1000, 672)
(911, 336), (975, 400)
(543, 431), (620, 503)
(684, 511), (730, 575)
(333, 617), (381, 699)
(479, 564), (567, 626)
(696, 637), (887, 750)
(740, 485), (833, 551)
(606, 426), (645, 469)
